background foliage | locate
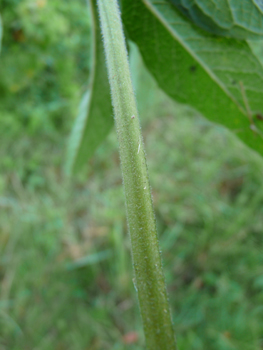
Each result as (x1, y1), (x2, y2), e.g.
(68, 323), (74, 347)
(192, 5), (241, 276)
(1, 1), (263, 350)
(0, 0), (91, 135)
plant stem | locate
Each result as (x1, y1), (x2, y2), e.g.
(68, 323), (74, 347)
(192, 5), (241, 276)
(96, 0), (177, 349)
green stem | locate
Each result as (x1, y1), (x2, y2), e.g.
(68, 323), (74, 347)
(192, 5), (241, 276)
(96, 0), (177, 349)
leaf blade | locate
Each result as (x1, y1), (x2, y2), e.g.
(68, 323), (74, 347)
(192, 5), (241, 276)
(66, 0), (113, 174)
(170, 0), (263, 39)
(122, 0), (263, 157)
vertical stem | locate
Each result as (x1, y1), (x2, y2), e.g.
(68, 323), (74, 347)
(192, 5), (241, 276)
(96, 0), (177, 349)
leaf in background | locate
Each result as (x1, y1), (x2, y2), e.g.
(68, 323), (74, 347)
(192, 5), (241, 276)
(170, 0), (263, 39)
(122, 0), (263, 157)
(66, 0), (113, 174)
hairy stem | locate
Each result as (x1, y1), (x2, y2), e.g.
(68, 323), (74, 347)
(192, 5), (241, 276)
(96, 0), (177, 349)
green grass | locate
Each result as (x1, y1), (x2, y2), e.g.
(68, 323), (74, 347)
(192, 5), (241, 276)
(1, 45), (263, 350)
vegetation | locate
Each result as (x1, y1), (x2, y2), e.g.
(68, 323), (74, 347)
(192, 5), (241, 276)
(0, 0), (91, 137)
(1, 1), (263, 350)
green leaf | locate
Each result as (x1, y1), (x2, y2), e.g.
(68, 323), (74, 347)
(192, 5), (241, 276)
(122, 0), (263, 157)
(170, 0), (263, 39)
(66, 0), (113, 174)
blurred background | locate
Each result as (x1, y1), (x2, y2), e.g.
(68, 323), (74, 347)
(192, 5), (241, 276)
(1, 1), (263, 349)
